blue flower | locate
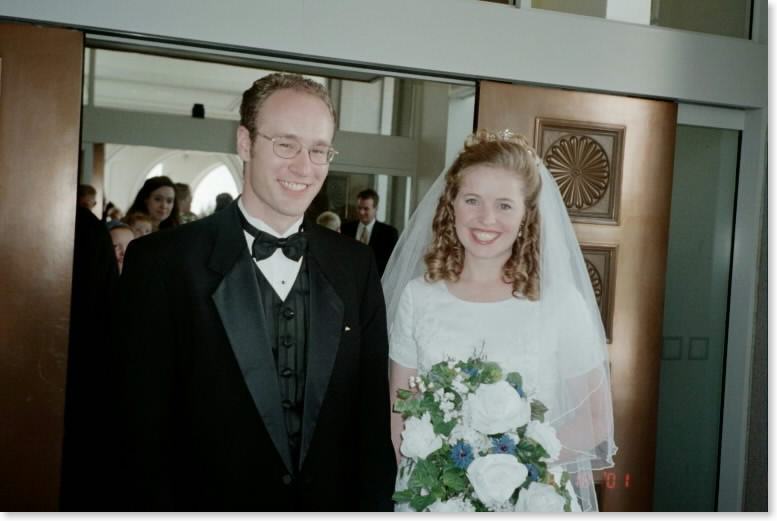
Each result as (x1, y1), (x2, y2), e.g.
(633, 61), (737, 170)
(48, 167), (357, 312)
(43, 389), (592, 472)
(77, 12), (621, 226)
(462, 367), (478, 378)
(491, 434), (517, 455)
(526, 463), (540, 482)
(450, 441), (475, 469)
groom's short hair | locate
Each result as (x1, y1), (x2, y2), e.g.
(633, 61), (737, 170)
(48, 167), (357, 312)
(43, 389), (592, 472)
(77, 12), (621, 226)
(239, 73), (337, 144)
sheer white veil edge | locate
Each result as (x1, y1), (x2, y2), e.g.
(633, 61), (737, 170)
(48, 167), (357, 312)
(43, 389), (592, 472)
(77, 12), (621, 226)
(382, 160), (618, 511)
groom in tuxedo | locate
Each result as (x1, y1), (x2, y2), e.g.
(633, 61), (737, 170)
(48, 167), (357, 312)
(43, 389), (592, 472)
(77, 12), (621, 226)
(114, 73), (396, 511)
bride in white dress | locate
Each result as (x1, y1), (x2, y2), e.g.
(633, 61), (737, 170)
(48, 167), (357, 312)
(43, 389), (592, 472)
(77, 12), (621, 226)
(384, 129), (617, 512)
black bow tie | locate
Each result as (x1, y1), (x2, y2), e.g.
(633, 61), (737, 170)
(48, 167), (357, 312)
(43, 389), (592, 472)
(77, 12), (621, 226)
(240, 213), (308, 261)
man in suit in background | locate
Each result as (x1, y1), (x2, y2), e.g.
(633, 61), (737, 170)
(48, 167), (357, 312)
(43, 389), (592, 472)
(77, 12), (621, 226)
(114, 73), (396, 511)
(341, 189), (399, 276)
(60, 205), (119, 511)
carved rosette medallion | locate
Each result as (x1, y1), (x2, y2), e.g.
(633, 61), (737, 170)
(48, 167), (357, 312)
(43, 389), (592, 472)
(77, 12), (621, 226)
(586, 259), (603, 306)
(580, 245), (616, 343)
(544, 135), (610, 209)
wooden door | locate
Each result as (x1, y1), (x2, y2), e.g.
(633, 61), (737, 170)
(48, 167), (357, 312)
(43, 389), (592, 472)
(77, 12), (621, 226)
(0, 22), (84, 510)
(477, 81), (677, 511)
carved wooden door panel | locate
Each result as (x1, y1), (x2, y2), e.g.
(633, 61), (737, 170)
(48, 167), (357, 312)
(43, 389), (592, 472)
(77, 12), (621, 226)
(477, 81), (677, 511)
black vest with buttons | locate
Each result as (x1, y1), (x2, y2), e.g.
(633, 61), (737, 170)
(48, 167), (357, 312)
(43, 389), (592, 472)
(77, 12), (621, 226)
(253, 260), (309, 472)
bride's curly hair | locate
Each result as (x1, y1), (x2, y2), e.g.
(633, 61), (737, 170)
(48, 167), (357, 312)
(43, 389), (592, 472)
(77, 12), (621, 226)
(424, 129), (542, 300)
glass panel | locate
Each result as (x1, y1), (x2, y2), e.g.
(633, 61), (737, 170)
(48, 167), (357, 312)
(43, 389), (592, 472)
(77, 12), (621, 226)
(651, 0), (751, 38)
(652, 125), (740, 511)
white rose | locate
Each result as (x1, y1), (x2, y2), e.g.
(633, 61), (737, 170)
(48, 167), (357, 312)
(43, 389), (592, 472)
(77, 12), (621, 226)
(426, 497), (476, 512)
(525, 420), (562, 461)
(400, 413), (443, 459)
(515, 482), (566, 512)
(466, 454), (528, 508)
(468, 381), (530, 434)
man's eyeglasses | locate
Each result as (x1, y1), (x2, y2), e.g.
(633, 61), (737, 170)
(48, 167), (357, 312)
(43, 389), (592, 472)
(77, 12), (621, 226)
(256, 132), (338, 165)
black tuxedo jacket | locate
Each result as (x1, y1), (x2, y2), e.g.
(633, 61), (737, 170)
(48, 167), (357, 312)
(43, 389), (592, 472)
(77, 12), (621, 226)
(114, 201), (396, 511)
(341, 220), (399, 276)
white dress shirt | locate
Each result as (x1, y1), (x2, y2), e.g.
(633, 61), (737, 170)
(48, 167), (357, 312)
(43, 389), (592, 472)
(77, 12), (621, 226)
(238, 199), (303, 301)
(356, 219), (376, 244)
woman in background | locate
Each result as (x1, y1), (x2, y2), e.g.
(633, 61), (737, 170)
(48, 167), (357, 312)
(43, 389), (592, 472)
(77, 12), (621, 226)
(127, 175), (180, 231)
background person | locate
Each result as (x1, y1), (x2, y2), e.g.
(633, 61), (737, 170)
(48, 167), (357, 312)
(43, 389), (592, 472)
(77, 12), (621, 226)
(77, 184), (97, 211)
(60, 205), (119, 510)
(175, 182), (198, 224)
(108, 222), (135, 274)
(122, 212), (153, 238)
(315, 210), (341, 232)
(214, 192), (234, 213)
(341, 188), (398, 276)
(105, 202), (123, 223)
(127, 175), (180, 231)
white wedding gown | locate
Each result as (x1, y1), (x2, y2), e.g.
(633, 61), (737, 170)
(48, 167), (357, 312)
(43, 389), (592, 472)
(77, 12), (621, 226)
(390, 276), (599, 512)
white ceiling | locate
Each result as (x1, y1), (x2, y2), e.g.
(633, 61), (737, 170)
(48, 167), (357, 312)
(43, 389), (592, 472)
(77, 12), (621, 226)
(83, 48), (326, 120)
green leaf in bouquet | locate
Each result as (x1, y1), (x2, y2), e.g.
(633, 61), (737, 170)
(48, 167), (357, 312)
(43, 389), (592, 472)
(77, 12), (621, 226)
(517, 438), (550, 464)
(530, 398), (548, 422)
(442, 467), (468, 493)
(392, 489), (416, 504)
(558, 472), (572, 512)
(428, 361), (458, 388)
(396, 388), (413, 400)
(477, 361), (503, 384)
(431, 483), (446, 499)
(471, 498), (490, 512)
(408, 458), (440, 491)
(427, 407), (457, 437)
(517, 438), (535, 456)
(418, 392), (440, 417)
(436, 417), (457, 438)
(409, 492), (438, 512)
(394, 396), (421, 418)
(505, 371), (523, 390)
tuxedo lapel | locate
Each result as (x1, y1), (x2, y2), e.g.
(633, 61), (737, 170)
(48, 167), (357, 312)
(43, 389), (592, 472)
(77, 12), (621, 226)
(368, 222), (379, 246)
(209, 203), (293, 474)
(299, 227), (344, 469)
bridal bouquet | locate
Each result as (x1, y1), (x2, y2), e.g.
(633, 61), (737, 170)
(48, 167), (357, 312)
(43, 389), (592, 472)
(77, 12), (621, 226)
(393, 356), (574, 512)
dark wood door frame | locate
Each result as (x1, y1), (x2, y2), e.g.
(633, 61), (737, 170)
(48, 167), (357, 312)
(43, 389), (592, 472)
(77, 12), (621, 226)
(0, 22), (84, 511)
